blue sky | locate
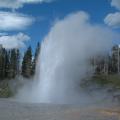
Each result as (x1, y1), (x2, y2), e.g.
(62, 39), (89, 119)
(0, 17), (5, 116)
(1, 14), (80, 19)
(0, 0), (120, 53)
(18, 0), (115, 50)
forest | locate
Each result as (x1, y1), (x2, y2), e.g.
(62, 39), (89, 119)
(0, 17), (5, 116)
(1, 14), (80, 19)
(0, 42), (40, 80)
(0, 44), (120, 80)
(0, 43), (120, 98)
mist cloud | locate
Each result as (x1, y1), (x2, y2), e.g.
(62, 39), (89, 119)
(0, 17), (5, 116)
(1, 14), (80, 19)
(16, 11), (119, 104)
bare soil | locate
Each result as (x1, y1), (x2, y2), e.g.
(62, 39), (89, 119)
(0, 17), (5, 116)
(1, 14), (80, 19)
(0, 99), (120, 120)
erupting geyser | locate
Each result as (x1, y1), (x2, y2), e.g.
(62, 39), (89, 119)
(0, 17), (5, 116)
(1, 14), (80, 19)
(16, 11), (118, 104)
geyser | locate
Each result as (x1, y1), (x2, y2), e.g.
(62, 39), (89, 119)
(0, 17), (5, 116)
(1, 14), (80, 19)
(16, 11), (118, 104)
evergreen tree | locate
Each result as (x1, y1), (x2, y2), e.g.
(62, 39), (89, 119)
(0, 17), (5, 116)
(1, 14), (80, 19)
(4, 50), (10, 78)
(16, 49), (20, 76)
(32, 42), (41, 75)
(22, 46), (32, 78)
(0, 48), (6, 80)
(8, 49), (19, 78)
(111, 45), (118, 73)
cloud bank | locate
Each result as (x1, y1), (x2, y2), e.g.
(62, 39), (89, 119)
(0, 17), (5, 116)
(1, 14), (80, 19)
(104, 0), (120, 28)
(111, 0), (120, 10)
(0, 33), (30, 49)
(0, 11), (34, 31)
(0, 0), (54, 9)
(104, 12), (120, 28)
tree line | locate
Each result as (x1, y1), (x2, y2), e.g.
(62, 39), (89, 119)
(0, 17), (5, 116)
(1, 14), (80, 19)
(92, 45), (120, 75)
(0, 43), (119, 80)
(0, 42), (40, 80)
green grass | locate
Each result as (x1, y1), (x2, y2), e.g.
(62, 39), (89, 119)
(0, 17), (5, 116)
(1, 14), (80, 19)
(0, 74), (120, 98)
(0, 80), (13, 98)
(91, 75), (109, 86)
(93, 74), (120, 87)
(80, 74), (120, 89)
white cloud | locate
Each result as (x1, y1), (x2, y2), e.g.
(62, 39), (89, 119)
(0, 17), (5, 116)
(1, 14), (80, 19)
(20, 0), (53, 4)
(0, 33), (30, 49)
(104, 12), (120, 27)
(104, 0), (120, 28)
(0, 0), (54, 9)
(111, 0), (120, 10)
(0, 0), (22, 9)
(0, 33), (8, 36)
(0, 11), (34, 31)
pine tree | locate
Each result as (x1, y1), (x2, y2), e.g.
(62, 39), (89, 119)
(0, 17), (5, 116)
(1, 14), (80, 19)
(4, 50), (10, 78)
(111, 45), (118, 73)
(32, 42), (41, 75)
(22, 46), (32, 78)
(0, 47), (6, 80)
(16, 49), (20, 76)
(8, 49), (20, 79)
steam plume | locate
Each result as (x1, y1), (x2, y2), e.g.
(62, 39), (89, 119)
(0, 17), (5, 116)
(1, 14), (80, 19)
(16, 11), (119, 104)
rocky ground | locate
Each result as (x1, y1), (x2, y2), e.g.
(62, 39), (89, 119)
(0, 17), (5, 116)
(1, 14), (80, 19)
(0, 99), (120, 120)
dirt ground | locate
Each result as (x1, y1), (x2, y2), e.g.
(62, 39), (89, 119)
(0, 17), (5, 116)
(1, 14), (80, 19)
(0, 99), (120, 120)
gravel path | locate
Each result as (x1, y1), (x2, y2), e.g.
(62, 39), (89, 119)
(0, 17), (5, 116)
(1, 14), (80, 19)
(0, 99), (120, 120)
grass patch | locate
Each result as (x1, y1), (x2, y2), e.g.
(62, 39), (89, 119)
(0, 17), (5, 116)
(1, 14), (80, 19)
(91, 75), (109, 86)
(0, 80), (13, 98)
(80, 74), (120, 89)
